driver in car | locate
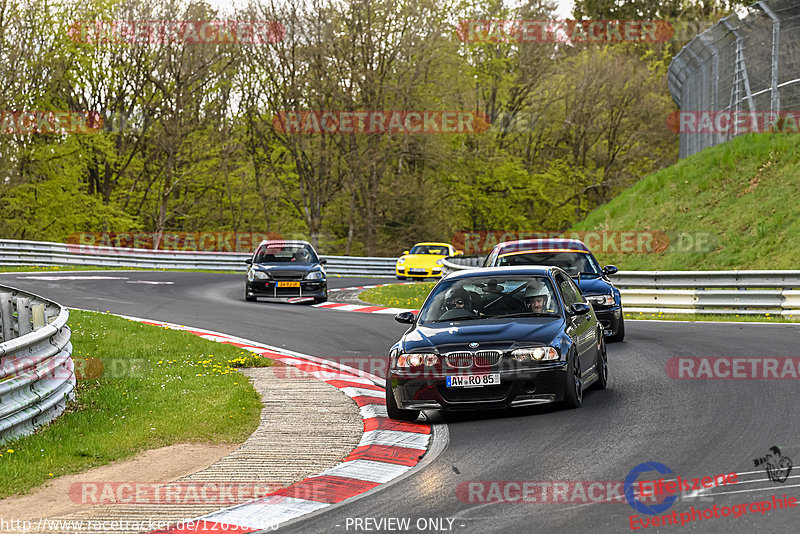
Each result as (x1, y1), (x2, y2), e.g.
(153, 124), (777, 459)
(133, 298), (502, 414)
(524, 284), (552, 313)
(446, 287), (470, 310)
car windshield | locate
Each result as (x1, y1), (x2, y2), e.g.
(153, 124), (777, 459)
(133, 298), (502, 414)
(253, 243), (318, 264)
(418, 275), (561, 323)
(409, 245), (449, 255)
(495, 251), (602, 276)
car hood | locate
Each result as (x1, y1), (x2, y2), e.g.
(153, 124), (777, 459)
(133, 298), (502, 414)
(400, 254), (444, 268)
(402, 318), (563, 353)
(576, 276), (614, 295)
(254, 263), (319, 274)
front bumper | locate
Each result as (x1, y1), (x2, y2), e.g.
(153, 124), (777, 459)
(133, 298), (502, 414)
(396, 266), (442, 278)
(245, 279), (327, 298)
(594, 306), (622, 336)
(388, 362), (568, 411)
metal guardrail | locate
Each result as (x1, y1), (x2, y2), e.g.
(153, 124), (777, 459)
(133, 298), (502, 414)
(0, 239), (398, 277)
(0, 285), (74, 443)
(441, 259), (800, 316)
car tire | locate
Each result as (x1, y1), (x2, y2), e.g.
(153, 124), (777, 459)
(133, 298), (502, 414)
(396, 275), (406, 280)
(313, 295), (327, 304)
(592, 335), (608, 390)
(385, 380), (420, 422)
(245, 288), (257, 302)
(562, 350), (582, 409)
(608, 314), (625, 342)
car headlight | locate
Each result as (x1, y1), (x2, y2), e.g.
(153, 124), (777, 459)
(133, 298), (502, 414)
(397, 353), (438, 367)
(397, 257), (406, 265)
(247, 268), (271, 281)
(586, 294), (615, 306)
(305, 271), (324, 280)
(511, 347), (559, 362)
(435, 259), (443, 265)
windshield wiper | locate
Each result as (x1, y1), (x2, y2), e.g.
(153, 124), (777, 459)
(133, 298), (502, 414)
(430, 314), (487, 322)
(492, 312), (558, 318)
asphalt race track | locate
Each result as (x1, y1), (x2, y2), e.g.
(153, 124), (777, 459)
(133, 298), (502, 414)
(5, 271), (800, 534)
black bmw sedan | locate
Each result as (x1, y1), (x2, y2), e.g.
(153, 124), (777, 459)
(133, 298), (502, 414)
(484, 238), (625, 342)
(386, 266), (607, 421)
(244, 240), (328, 303)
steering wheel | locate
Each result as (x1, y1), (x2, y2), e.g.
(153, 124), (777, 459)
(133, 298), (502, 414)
(440, 308), (475, 320)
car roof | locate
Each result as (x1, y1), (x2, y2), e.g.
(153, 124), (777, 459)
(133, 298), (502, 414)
(493, 238), (590, 255)
(443, 265), (563, 280)
(255, 239), (315, 249)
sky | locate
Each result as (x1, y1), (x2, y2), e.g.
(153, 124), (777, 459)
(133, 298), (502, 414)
(206, 0), (576, 18)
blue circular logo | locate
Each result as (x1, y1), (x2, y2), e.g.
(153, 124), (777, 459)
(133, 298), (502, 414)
(469, 342), (479, 348)
(624, 462), (677, 515)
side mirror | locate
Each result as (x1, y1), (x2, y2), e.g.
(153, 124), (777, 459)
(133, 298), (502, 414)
(402, 250), (409, 255)
(319, 258), (328, 264)
(244, 258), (253, 265)
(603, 265), (618, 276)
(570, 302), (591, 316)
(394, 311), (416, 324)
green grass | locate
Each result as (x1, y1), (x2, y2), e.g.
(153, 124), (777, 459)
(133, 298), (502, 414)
(625, 311), (800, 323)
(568, 134), (800, 270)
(0, 310), (272, 498)
(359, 282), (436, 308)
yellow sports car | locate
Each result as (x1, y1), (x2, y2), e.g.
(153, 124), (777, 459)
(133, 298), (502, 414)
(395, 242), (462, 280)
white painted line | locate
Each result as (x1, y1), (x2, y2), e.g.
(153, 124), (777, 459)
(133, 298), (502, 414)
(371, 307), (416, 314)
(315, 459), (411, 483)
(17, 275), (130, 280)
(311, 372), (375, 385)
(339, 386), (384, 399)
(126, 280), (174, 285)
(202, 496), (329, 528)
(358, 429), (430, 450)
(359, 404), (389, 419)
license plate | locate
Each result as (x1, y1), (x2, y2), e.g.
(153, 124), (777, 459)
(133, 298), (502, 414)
(446, 373), (500, 388)
(409, 269), (426, 274)
(277, 281), (300, 288)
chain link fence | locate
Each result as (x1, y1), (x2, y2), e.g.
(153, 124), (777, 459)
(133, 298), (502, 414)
(668, 0), (800, 158)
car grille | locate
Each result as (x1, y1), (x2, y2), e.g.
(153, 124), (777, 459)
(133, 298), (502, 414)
(440, 384), (509, 402)
(444, 350), (502, 369)
(270, 271), (306, 280)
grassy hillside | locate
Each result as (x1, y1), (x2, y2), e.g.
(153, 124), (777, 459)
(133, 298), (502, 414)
(569, 134), (800, 270)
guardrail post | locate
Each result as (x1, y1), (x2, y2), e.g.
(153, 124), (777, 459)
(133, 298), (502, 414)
(16, 297), (32, 336)
(32, 303), (46, 330)
(0, 292), (12, 342)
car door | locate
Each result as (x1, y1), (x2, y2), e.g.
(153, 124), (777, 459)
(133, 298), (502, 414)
(556, 273), (595, 379)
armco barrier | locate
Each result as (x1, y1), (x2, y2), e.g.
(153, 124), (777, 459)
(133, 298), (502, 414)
(441, 258), (800, 317)
(0, 285), (74, 443)
(0, 239), (397, 277)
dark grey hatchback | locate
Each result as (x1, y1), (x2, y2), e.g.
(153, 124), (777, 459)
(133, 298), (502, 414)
(386, 266), (607, 421)
(245, 240), (328, 303)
